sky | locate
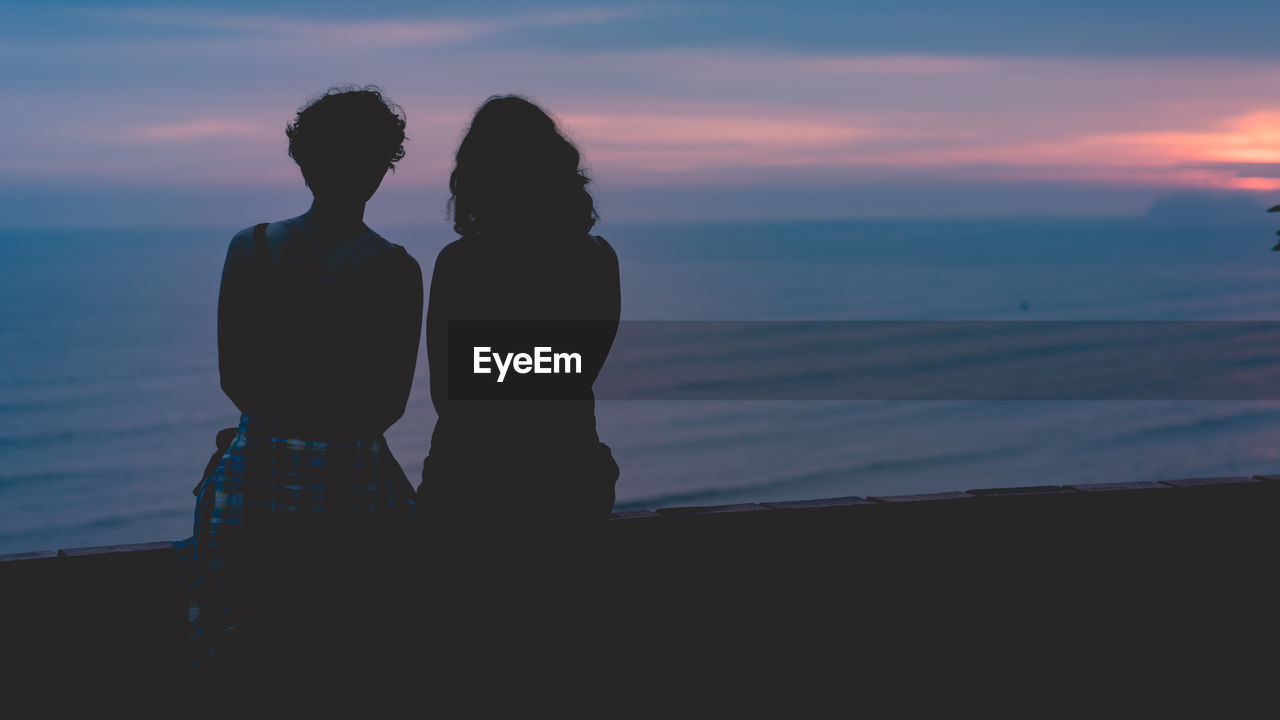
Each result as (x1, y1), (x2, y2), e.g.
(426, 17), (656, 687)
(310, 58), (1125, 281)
(3, 0), (1280, 226)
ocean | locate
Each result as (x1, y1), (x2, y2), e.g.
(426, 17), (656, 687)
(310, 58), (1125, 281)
(3, 216), (1280, 554)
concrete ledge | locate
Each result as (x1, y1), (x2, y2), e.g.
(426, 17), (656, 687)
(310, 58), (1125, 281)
(656, 503), (771, 516)
(762, 496), (873, 510)
(1065, 481), (1168, 493)
(0, 550), (58, 563)
(868, 491), (974, 503)
(58, 541), (176, 558)
(608, 509), (661, 521)
(1160, 476), (1260, 488)
(967, 485), (1077, 497)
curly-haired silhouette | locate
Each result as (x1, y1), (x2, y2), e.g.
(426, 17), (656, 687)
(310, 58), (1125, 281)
(182, 86), (422, 679)
(287, 87), (407, 208)
(419, 95), (620, 531)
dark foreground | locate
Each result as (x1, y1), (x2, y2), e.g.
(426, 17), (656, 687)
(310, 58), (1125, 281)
(3, 475), (1278, 710)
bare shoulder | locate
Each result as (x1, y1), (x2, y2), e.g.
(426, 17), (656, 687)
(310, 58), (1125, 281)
(384, 240), (423, 280)
(589, 234), (619, 270)
(431, 237), (470, 271)
(360, 230), (422, 283)
(224, 224), (260, 266)
(226, 221), (298, 269)
(229, 224), (258, 247)
(389, 241), (421, 268)
(588, 234), (614, 253)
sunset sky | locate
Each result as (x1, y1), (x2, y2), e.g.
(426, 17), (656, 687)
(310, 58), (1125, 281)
(3, 0), (1280, 225)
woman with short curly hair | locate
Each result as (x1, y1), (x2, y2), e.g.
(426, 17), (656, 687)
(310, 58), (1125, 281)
(180, 86), (422, 677)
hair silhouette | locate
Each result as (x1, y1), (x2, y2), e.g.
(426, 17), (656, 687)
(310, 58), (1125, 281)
(1271, 203), (1280, 250)
(286, 86), (407, 204)
(448, 95), (597, 238)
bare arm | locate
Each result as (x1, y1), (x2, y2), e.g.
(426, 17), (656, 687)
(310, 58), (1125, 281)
(589, 235), (622, 385)
(216, 228), (261, 413)
(425, 245), (456, 419)
(372, 249), (424, 432)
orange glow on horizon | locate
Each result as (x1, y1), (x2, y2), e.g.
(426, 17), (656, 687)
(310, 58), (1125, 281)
(1227, 176), (1280, 191)
(1089, 112), (1280, 165)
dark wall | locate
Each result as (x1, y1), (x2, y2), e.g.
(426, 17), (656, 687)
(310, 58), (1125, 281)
(3, 476), (1277, 705)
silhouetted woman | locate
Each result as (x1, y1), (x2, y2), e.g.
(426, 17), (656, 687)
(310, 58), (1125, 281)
(182, 86), (422, 676)
(419, 96), (620, 539)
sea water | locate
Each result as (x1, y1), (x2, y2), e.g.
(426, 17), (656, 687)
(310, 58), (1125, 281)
(3, 216), (1279, 553)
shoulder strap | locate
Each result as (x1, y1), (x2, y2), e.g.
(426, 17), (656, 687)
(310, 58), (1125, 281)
(252, 222), (271, 272)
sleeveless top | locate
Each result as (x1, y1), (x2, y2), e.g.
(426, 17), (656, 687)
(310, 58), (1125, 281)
(418, 232), (621, 520)
(182, 219), (423, 670)
(217, 218), (423, 438)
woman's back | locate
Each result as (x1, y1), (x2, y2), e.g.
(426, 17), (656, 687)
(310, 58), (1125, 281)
(218, 218), (423, 437)
(184, 86), (420, 675)
(430, 232), (618, 320)
(422, 231), (619, 504)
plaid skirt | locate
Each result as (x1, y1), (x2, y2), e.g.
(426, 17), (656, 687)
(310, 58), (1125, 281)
(174, 414), (416, 671)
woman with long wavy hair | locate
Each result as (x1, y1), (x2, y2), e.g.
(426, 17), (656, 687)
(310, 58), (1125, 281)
(418, 95), (620, 539)
(412, 97), (621, 690)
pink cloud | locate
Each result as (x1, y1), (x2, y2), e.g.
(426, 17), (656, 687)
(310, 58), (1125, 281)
(551, 102), (1280, 192)
(10, 24), (1280, 211)
(120, 120), (269, 143)
(562, 112), (880, 152)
